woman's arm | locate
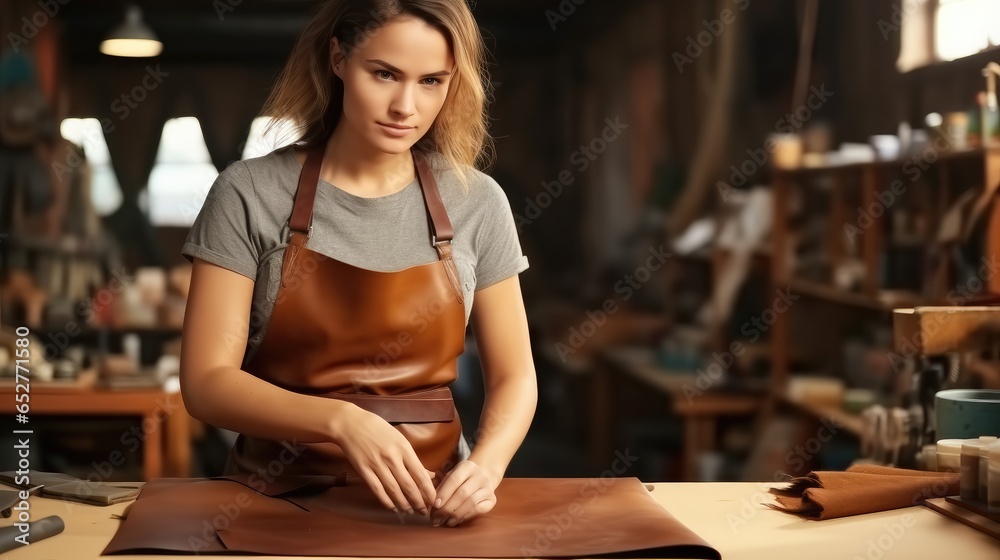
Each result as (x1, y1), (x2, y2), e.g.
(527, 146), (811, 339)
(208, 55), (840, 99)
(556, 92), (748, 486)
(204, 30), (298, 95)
(432, 275), (537, 526)
(180, 257), (437, 514)
(466, 275), (537, 480)
(179, 258), (355, 443)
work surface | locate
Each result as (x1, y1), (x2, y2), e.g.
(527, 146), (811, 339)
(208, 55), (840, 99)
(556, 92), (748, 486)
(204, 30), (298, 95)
(2, 482), (997, 560)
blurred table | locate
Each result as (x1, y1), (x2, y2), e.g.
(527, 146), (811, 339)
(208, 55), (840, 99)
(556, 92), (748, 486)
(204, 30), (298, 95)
(592, 347), (762, 480)
(0, 378), (190, 480)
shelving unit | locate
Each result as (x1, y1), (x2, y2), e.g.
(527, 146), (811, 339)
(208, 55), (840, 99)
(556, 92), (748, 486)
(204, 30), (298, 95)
(779, 393), (865, 437)
(0, 232), (117, 330)
(767, 146), (1000, 438)
(788, 278), (921, 311)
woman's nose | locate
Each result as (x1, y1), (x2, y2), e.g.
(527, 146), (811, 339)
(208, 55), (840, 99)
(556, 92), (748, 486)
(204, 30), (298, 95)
(390, 83), (417, 117)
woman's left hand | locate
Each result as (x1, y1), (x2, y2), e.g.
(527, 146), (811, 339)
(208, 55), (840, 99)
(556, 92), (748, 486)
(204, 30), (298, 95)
(430, 460), (499, 527)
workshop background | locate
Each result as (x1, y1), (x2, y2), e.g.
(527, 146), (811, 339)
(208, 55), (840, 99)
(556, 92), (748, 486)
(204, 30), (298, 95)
(1, 0), (999, 483)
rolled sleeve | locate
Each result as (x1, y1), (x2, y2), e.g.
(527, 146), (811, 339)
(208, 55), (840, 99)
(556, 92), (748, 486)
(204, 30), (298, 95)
(180, 162), (259, 280)
(474, 176), (530, 291)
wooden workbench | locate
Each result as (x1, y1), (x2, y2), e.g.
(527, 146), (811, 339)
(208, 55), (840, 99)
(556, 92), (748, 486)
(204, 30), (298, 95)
(0, 380), (191, 481)
(4, 481), (995, 559)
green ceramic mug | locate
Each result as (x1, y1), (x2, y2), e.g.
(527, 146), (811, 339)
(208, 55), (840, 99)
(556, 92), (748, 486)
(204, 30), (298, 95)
(935, 389), (1000, 440)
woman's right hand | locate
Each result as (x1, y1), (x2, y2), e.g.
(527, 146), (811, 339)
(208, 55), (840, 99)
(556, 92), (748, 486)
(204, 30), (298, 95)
(333, 406), (437, 516)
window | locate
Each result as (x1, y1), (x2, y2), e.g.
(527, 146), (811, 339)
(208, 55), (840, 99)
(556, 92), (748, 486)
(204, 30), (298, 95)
(144, 117), (220, 227)
(935, 0), (1000, 61)
(59, 118), (123, 216)
(897, 0), (999, 71)
(241, 116), (299, 160)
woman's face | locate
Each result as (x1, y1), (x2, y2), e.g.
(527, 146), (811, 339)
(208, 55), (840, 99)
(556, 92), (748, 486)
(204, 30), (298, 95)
(332, 17), (454, 154)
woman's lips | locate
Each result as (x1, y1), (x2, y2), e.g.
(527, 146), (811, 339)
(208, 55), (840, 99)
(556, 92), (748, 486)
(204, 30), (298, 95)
(378, 122), (414, 137)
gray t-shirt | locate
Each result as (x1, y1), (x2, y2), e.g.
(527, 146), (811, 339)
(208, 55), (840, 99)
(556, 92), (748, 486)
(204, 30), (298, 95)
(181, 146), (529, 364)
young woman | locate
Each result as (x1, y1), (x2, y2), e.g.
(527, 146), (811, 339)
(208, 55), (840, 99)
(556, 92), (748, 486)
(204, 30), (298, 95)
(179, 0), (536, 528)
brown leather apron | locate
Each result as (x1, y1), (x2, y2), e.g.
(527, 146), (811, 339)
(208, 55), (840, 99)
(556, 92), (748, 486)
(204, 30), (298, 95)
(223, 139), (468, 480)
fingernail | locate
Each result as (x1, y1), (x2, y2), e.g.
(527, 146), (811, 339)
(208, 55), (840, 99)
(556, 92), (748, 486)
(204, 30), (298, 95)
(392, 507), (399, 513)
(407, 508), (414, 515)
(432, 519), (441, 527)
(446, 518), (457, 527)
(420, 508), (428, 516)
(434, 499), (442, 508)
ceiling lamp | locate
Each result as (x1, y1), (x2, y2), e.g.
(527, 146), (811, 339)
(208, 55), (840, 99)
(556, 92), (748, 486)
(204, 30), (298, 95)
(99, 5), (162, 58)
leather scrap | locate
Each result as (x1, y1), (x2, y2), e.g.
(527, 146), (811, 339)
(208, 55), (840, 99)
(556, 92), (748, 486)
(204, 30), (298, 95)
(768, 464), (960, 520)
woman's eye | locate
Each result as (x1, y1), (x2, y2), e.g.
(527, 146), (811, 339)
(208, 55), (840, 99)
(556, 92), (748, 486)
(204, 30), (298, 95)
(421, 78), (441, 86)
(375, 70), (394, 80)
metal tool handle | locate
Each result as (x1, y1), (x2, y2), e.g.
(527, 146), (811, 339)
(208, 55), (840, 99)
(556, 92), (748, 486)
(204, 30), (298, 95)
(0, 515), (65, 554)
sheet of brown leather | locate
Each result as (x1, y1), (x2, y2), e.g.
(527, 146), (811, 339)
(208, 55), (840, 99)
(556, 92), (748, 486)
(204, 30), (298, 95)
(102, 475), (720, 558)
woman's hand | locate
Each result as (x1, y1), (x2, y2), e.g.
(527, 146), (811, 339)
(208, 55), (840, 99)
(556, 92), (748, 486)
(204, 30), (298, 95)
(332, 407), (437, 515)
(430, 460), (500, 527)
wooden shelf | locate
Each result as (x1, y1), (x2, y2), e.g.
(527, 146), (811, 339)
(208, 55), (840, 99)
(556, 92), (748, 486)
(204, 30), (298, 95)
(893, 306), (1000, 354)
(32, 325), (183, 337)
(0, 383), (190, 480)
(3, 234), (113, 258)
(761, 136), (1000, 470)
(788, 278), (922, 311)
(772, 146), (1000, 176)
(779, 394), (864, 437)
(674, 245), (771, 263)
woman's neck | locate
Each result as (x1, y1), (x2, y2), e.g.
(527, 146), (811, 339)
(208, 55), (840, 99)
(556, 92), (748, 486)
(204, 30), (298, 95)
(316, 126), (416, 198)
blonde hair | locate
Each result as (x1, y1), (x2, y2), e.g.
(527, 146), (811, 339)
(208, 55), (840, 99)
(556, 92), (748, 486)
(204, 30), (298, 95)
(259, 0), (494, 190)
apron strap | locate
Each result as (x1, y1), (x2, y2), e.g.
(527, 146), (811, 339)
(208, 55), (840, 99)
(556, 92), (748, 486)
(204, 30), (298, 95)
(317, 386), (456, 424)
(283, 140), (464, 303)
(413, 151), (454, 246)
(289, 144), (323, 235)
(287, 141), (456, 252)
(413, 152), (464, 304)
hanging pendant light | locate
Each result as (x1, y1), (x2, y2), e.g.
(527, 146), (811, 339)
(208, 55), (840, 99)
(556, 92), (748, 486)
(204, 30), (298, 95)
(99, 5), (163, 57)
